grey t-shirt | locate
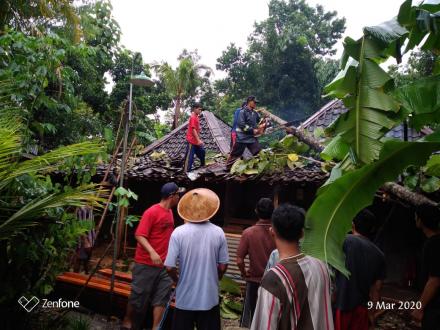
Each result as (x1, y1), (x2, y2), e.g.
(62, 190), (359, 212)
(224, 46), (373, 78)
(164, 222), (229, 310)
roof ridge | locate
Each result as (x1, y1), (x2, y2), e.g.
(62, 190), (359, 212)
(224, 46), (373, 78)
(202, 111), (231, 155)
(299, 99), (341, 129)
(139, 119), (189, 156)
(138, 110), (232, 156)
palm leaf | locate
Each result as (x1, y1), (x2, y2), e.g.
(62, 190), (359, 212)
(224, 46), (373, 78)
(302, 139), (440, 275)
(0, 184), (107, 240)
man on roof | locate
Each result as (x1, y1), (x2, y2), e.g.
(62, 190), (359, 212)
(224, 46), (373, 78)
(230, 101), (246, 150)
(227, 96), (266, 168)
(183, 102), (205, 172)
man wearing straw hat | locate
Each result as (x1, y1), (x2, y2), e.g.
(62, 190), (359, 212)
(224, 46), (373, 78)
(165, 188), (229, 330)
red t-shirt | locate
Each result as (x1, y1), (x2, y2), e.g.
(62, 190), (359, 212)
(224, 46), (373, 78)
(134, 203), (174, 266)
(186, 113), (200, 145)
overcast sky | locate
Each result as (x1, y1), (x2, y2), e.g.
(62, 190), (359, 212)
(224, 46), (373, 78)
(110, 0), (406, 77)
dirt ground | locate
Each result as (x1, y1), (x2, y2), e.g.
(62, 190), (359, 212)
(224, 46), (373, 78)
(81, 244), (422, 329)
(59, 310), (420, 330)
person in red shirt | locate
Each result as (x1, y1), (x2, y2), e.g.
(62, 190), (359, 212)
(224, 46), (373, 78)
(183, 102), (205, 172)
(122, 182), (184, 330)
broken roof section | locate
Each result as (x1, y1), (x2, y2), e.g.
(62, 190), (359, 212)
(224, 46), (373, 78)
(140, 111), (232, 163)
(125, 110), (328, 185)
(299, 99), (429, 140)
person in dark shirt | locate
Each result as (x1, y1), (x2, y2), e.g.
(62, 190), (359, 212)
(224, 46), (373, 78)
(334, 209), (385, 330)
(411, 204), (440, 330)
(236, 198), (276, 328)
(230, 102), (246, 150)
(226, 96), (266, 168)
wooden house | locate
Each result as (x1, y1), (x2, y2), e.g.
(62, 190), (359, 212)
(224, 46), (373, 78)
(123, 110), (327, 233)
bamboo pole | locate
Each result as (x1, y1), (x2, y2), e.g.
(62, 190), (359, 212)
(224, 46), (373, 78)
(95, 137), (137, 240)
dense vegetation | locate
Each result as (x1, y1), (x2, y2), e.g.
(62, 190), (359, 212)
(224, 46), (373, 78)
(302, 0), (440, 274)
(0, 1), (347, 327)
(2, 0), (438, 328)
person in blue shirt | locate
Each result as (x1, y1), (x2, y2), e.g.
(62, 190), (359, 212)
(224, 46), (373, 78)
(165, 188), (229, 330)
(227, 96), (266, 168)
(230, 102), (246, 150)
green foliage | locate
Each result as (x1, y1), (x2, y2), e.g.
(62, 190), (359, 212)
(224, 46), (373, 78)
(0, 115), (107, 327)
(230, 135), (310, 175)
(425, 154), (440, 176)
(155, 54), (212, 128)
(216, 0), (346, 121)
(303, 140), (440, 275)
(394, 76), (440, 130)
(210, 94), (243, 124)
(219, 277), (242, 319)
(0, 30), (104, 148)
(0, 0), (81, 41)
(389, 50), (438, 87)
(114, 187), (138, 208)
(65, 1), (121, 116)
(401, 154), (440, 194)
(125, 215), (140, 228)
(304, 0), (440, 275)
(68, 315), (92, 330)
(219, 276), (242, 295)
(324, 25), (405, 165)
(1, 1), (167, 152)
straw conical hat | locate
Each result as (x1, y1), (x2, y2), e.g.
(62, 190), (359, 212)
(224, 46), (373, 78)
(177, 188), (220, 223)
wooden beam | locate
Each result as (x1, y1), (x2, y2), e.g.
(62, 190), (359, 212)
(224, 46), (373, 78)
(274, 185), (280, 207)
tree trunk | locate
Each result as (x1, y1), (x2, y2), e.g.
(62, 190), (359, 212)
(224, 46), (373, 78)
(257, 107), (438, 207)
(173, 97), (181, 129)
(258, 108), (324, 152)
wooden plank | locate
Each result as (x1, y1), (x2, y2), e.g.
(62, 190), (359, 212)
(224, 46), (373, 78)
(223, 232), (249, 291)
(98, 269), (132, 282)
(59, 273), (131, 291)
(56, 274), (131, 297)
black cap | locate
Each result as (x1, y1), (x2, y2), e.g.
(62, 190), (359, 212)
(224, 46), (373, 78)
(160, 182), (185, 198)
(191, 102), (203, 110)
(246, 95), (259, 104)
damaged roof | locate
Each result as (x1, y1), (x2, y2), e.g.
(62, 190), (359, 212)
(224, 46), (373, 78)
(121, 110), (328, 185)
(140, 111), (232, 163)
(299, 99), (429, 140)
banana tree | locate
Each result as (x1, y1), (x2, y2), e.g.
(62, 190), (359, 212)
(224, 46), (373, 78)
(302, 0), (440, 274)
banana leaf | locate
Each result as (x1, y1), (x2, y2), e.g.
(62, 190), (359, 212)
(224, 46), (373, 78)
(302, 139), (440, 275)
(394, 76), (440, 130)
(219, 276), (241, 295)
(220, 302), (239, 320)
(324, 34), (401, 165)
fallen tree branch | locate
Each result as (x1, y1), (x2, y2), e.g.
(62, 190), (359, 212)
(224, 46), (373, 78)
(257, 107), (438, 207)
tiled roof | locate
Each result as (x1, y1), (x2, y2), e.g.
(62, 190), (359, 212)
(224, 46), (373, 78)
(117, 110), (328, 185)
(299, 100), (427, 141)
(139, 111), (232, 165)
(122, 157), (328, 185)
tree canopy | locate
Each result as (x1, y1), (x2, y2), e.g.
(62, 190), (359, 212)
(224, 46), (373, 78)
(216, 0), (346, 122)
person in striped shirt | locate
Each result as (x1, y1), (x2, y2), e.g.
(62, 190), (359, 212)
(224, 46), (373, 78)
(251, 203), (334, 330)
